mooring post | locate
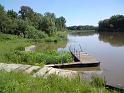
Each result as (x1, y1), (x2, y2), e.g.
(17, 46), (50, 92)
(61, 48), (64, 65)
(61, 57), (64, 65)
(79, 51), (80, 60)
(74, 48), (75, 55)
(79, 44), (83, 52)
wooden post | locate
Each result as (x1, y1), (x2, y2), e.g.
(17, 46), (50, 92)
(79, 51), (80, 60)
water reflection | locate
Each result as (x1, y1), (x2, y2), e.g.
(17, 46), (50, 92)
(63, 66), (100, 72)
(36, 31), (124, 89)
(35, 41), (67, 52)
(67, 31), (124, 89)
(70, 31), (96, 36)
(98, 32), (124, 47)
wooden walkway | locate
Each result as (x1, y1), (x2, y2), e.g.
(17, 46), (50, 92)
(46, 51), (100, 68)
(68, 50), (100, 67)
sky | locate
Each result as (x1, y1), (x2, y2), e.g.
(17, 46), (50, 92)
(0, 0), (124, 26)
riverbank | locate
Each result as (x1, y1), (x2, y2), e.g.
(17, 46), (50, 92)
(0, 32), (122, 92)
(0, 62), (120, 93)
(0, 32), (72, 65)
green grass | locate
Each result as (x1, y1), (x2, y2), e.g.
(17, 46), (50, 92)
(44, 31), (67, 42)
(0, 33), (121, 93)
(0, 33), (31, 63)
(0, 32), (72, 66)
(4, 50), (72, 66)
(0, 71), (120, 93)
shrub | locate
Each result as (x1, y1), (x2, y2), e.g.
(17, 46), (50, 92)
(44, 37), (58, 42)
(3, 50), (73, 65)
(25, 25), (47, 39)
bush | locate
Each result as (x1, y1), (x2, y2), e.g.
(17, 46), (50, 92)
(44, 37), (58, 42)
(25, 26), (47, 39)
(3, 50), (73, 65)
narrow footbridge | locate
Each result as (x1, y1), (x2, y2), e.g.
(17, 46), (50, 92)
(68, 47), (100, 67)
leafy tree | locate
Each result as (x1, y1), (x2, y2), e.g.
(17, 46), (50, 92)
(18, 6), (33, 20)
(98, 15), (124, 32)
(0, 4), (67, 38)
(40, 16), (56, 35)
(67, 25), (96, 30)
(56, 16), (66, 31)
(25, 25), (47, 39)
(30, 13), (43, 29)
(7, 10), (17, 19)
(16, 19), (28, 37)
(0, 4), (6, 32)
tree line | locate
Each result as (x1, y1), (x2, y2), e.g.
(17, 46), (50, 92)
(67, 25), (96, 30)
(0, 5), (66, 39)
(98, 15), (124, 32)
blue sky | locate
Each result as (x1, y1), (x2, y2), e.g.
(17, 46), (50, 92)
(0, 0), (124, 26)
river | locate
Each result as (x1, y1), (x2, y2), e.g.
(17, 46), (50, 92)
(64, 31), (124, 89)
(36, 31), (124, 89)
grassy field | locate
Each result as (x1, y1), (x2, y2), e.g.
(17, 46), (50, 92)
(0, 71), (120, 93)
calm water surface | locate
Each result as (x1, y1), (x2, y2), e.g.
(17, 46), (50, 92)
(65, 31), (124, 89)
(37, 31), (124, 88)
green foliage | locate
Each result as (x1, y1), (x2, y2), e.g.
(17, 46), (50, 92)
(40, 15), (56, 35)
(0, 33), (31, 63)
(7, 10), (17, 19)
(4, 50), (72, 65)
(0, 4), (67, 38)
(91, 76), (105, 87)
(98, 15), (124, 32)
(67, 25), (96, 30)
(44, 31), (67, 42)
(55, 16), (66, 31)
(0, 31), (69, 65)
(44, 37), (58, 42)
(19, 6), (34, 20)
(25, 25), (48, 39)
(0, 71), (120, 93)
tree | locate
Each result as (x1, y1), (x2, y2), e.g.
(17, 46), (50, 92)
(0, 4), (6, 32)
(67, 25), (96, 30)
(7, 10), (17, 19)
(40, 16), (56, 35)
(19, 6), (33, 20)
(56, 16), (66, 31)
(98, 15), (124, 32)
(0, 4), (67, 38)
(16, 19), (28, 37)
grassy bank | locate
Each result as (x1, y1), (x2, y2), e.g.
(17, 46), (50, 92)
(4, 50), (72, 65)
(0, 33), (121, 93)
(0, 71), (120, 93)
(0, 32), (72, 65)
(0, 33), (31, 63)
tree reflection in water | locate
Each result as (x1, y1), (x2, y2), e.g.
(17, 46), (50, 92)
(98, 32), (124, 47)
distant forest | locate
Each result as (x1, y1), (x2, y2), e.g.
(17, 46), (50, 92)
(68, 15), (124, 32)
(98, 15), (124, 32)
(67, 25), (96, 30)
(0, 4), (66, 39)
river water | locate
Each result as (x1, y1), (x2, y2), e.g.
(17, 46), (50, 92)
(36, 31), (124, 89)
(64, 31), (124, 89)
